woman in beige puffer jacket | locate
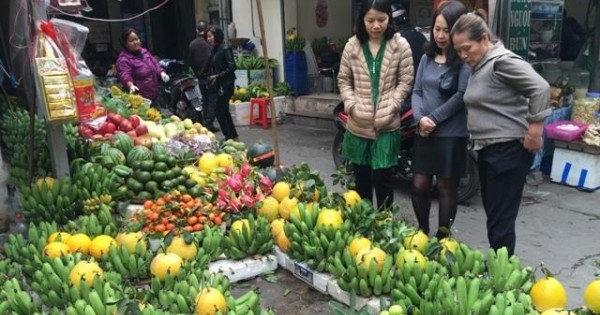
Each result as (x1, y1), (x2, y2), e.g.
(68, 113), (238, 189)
(338, 0), (413, 209)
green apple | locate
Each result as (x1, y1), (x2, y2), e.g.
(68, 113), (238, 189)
(183, 118), (193, 130)
(389, 305), (405, 315)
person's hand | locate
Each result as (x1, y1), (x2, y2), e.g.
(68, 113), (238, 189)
(161, 72), (170, 83)
(523, 132), (543, 153)
(523, 121), (544, 153)
(129, 85), (139, 94)
(419, 117), (436, 137)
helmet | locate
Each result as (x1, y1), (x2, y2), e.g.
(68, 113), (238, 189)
(391, 3), (409, 28)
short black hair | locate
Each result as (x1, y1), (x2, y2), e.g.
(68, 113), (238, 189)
(197, 20), (208, 34)
(424, 0), (468, 68)
(355, 0), (397, 42)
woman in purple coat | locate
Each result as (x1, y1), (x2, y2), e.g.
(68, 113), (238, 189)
(116, 28), (169, 101)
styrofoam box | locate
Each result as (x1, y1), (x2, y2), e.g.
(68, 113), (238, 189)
(551, 147), (600, 191)
(122, 203), (144, 218)
(326, 278), (369, 309)
(229, 101), (251, 126)
(273, 247), (294, 272)
(292, 261), (333, 294)
(208, 254), (277, 283)
(367, 296), (390, 314)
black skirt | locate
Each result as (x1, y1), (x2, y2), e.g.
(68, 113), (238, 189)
(412, 135), (468, 179)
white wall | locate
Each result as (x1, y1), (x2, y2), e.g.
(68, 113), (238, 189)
(232, 0), (285, 83)
(296, 0), (353, 44)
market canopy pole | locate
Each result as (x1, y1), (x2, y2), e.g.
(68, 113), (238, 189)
(254, 0), (281, 168)
(591, 0), (600, 92)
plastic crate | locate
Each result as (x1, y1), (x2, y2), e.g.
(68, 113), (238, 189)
(544, 120), (588, 142)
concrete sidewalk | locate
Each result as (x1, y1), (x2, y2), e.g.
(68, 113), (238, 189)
(231, 122), (600, 313)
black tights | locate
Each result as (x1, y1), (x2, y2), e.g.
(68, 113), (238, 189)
(411, 174), (458, 238)
(352, 164), (394, 210)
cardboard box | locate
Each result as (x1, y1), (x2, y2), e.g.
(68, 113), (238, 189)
(234, 69), (275, 87)
(550, 143), (600, 191)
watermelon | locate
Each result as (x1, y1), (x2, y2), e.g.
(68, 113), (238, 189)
(247, 140), (275, 168)
(126, 146), (153, 166)
(151, 143), (168, 157)
(106, 148), (126, 165)
(112, 133), (134, 155)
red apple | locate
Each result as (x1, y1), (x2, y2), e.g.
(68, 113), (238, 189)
(78, 125), (93, 138)
(105, 122), (117, 134)
(119, 119), (134, 132)
(135, 124), (148, 136)
(127, 130), (138, 138)
(129, 115), (141, 128)
(109, 113), (123, 125)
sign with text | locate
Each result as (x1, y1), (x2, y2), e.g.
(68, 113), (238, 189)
(507, 0), (531, 60)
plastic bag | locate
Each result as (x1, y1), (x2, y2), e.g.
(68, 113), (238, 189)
(33, 27), (78, 123)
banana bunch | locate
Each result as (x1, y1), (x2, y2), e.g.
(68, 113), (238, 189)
(285, 204), (351, 272)
(3, 233), (45, 278)
(73, 162), (119, 201)
(331, 248), (394, 297)
(489, 290), (537, 315)
(194, 225), (225, 262)
(391, 260), (448, 306)
(64, 277), (121, 315)
(487, 247), (534, 292)
(156, 291), (194, 314)
(19, 176), (80, 224)
(0, 258), (20, 279)
(73, 207), (118, 237)
(441, 243), (486, 278)
(83, 194), (114, 214)
(105, 243), (152, 281)
(224, 215), (273, 260)
(226, 289), (262, 315)
(0, 278), (40, 314)
(146, 107), (162, 121)
(30, 255), (83, 308)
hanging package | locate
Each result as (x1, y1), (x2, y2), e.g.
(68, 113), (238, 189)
(33, 22), (78, 123)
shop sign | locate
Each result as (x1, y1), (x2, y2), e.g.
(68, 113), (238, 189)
(506, 0), (531, 59)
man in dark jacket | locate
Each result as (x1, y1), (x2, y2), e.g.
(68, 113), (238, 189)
(188, 20), (219, 131)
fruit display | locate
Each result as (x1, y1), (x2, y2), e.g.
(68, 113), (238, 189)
(223, 215), (274, 260)
(19, 176), (80, 224)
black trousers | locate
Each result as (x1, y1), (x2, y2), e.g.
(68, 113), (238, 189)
(352, 164), (394, 210)
(200, 84), (215, 126)
(213, 83), (238, 140)
(477, 140), (533, 256)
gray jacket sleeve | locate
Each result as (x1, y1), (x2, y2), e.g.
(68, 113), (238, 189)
(411, 56), (426, 121)
(429, 63), (470, 124)
(493, 55), (552, 122)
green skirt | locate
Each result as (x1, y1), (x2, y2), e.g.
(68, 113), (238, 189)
(342, 131), (399, 169)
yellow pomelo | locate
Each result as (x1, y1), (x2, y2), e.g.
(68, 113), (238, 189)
(271, 218), (286, 239)
(271, 181), (291, 202)
(396, 249), (427, 270)
(89, 235), (117, 260)
(316, 209), (343, 232)
(403, 230), (429, 253)
(278, 196), (298, 220)
(151, 253), (183, 280)
(195, 287), (227, 315)
(198, 152), (218, 174)
(276, 230), (291, 252)
(69, 261), (103, 288)
(215, 153), (234, 168)
(343, 190), (362, 206)
(48, 232), (71, 243)
(355, 247), (387, 272)
(116, 232), (147, 254)
(257, 196), (280, 222)
(530, 276), (568, 312)
(65, 233), (92, 254)
(583, 279), (600, 314)
(43, 242), (71, 258)
(348, 237), (372, 257)
(166, 236), (198, 261)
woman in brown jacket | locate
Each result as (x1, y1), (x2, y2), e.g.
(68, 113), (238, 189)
(338, 0), (414, 209)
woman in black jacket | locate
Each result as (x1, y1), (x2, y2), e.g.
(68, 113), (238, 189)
(205, 26), (239, 140)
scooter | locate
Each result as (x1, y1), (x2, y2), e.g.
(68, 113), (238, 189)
(332, 102), (480, 204)
(158, 59), (204, 122)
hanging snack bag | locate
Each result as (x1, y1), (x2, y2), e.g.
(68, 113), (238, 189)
(33, 23), (78, 123)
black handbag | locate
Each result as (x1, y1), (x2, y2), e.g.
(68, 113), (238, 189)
(439, 68), (459, 97)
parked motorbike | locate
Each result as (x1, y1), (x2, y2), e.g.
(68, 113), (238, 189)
(332, 102), (479, 203)
(158, 59), (204, 122)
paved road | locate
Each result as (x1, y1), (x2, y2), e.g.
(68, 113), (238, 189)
(226, 122), (600, 314)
